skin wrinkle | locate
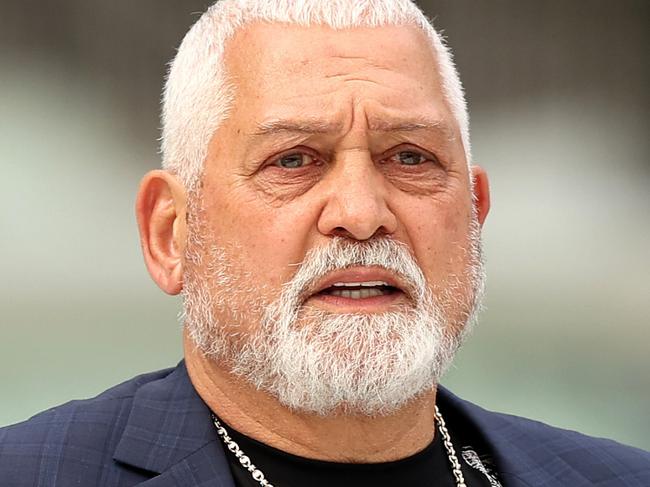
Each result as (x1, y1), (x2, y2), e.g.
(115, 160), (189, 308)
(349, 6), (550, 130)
(253, 173), (320, 206)
(324, 57), (405, 86)
(250, 116), (456, 137)
(245, 117), (457, 170)
(329, 54), (376, 61)
(330, 76), (384, 87)
(252, 118), (344, 136)
(243, 105), (461, 204)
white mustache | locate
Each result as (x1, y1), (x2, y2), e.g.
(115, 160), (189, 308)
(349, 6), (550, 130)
(280, 237), (428, 309)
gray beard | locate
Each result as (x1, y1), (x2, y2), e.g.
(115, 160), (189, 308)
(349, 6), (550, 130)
(182, 230), (485, 416)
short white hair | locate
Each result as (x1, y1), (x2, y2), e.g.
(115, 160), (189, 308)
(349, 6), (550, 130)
(161, 0), (471, 192)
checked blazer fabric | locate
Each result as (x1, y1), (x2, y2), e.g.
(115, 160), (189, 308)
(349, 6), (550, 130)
(1, 362), (648, 486)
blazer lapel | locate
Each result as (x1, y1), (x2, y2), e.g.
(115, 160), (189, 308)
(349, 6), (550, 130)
(112, 361), (235, 487)
(438, 386), (590, 487)
(135, 441), (235, 487)
(437, 387), (536, 487)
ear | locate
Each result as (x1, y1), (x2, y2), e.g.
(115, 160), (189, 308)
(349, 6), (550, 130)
(470, 165), (490, 226)
(135, 170), (187, 295)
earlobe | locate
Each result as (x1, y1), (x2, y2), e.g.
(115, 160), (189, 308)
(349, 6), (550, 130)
(470, 165), (490, 226)
(135, 170), (187, 295)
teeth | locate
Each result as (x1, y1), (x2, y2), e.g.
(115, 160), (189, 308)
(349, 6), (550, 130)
(331, 281), (389, 288)
(330, 288), (385, 299)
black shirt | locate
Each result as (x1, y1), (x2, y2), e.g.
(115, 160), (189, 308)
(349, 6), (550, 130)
(218, 409), (503, 487)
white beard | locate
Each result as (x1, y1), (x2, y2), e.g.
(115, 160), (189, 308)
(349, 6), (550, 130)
(182, 225), (484, 416)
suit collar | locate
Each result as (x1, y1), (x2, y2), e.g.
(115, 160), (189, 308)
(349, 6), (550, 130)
(113, 361), (234, 486)
(438, 386), (591, 487)
(437, 387), (535, 487)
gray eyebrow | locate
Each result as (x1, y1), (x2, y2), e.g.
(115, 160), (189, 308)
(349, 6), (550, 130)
(251, 118), (344, 136)
(367, 117), (456, 141)
(249, 116), (456, 141)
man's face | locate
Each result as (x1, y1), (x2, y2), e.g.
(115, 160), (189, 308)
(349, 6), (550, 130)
(183, 23), (483, 413)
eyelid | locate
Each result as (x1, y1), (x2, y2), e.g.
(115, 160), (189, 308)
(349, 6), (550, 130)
(379, 144), (441, 165)
(268, 146), (322, 167)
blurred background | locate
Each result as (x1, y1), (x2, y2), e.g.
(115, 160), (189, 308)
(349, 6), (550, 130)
(1, 1), (648, 450)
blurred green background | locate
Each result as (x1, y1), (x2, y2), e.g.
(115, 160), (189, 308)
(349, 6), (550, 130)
(1, 1), (648, 450)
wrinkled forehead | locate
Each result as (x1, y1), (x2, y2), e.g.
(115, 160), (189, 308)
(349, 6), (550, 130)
(218, 22), (454, 137)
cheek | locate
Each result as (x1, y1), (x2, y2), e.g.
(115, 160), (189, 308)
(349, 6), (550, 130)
(399, 197), (472, 282)
(205, 191), (317, 291)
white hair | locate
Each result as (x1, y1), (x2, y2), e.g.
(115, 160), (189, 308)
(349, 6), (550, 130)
(161, 0), (471, 192)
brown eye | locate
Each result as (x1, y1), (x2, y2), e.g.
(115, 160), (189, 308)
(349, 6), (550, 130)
(275, 153), (315, 168)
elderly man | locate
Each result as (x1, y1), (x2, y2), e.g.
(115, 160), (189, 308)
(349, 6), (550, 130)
(1, 1), (648, 486)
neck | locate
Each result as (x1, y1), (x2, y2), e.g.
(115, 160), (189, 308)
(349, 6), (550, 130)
(184, 334), (438, 463)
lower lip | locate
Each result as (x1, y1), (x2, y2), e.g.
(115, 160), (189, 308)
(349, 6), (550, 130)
(307, 291), (406, 311)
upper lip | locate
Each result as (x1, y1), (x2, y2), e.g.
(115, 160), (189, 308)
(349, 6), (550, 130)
(307, 267), (408, 297)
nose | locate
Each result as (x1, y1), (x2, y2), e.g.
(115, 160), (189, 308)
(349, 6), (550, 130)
(317, 152), (398, 241)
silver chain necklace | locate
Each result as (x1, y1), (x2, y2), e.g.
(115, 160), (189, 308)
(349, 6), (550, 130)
(212, 405), (467, 487)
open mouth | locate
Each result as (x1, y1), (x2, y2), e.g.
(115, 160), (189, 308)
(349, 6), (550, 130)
(316, 281), (401, 300)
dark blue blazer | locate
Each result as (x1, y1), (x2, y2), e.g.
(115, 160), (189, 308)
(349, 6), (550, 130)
(1, 363), (648, 486)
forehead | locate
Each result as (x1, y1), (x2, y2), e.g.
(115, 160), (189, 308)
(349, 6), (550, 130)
(222, 22), (450, 124)
(226, 22), (437, 74)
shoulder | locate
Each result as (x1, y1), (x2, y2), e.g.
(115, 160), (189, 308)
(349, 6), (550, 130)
(494, 410), (650, 485)
(439, 387), (650, 486)
(0, 367), (175, 487)
(489, 406), (650, 460)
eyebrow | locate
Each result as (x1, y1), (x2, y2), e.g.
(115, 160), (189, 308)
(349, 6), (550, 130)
(251, 118), (344, 136)
(368, 117), (456, 141)
(249, 116), (456, 141)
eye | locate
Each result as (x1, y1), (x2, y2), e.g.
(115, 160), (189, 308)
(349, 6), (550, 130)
(274, 152), (317, 168)
(395, 150), (428, 165)
(380, 147), (441, 168)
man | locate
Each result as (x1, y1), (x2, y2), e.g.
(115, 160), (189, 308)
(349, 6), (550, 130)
(0, 0), (648, 485)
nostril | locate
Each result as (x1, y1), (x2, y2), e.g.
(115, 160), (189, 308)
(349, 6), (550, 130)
(329, 226), (355, 240)
(330, 225), (393, 241)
